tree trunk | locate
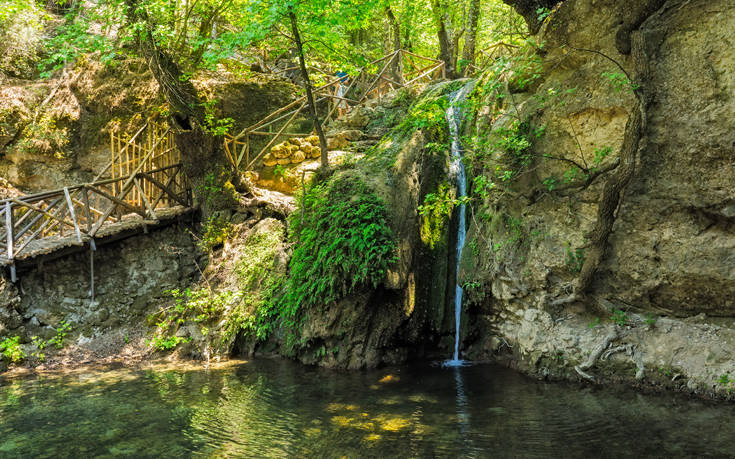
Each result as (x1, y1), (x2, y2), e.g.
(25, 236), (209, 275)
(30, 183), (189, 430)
(431, 0), (456, 79)
(461, 0), (480, 76)
(125, 0), (235, 217)
(501, 0), (561, 34)
(385, 6), (404, 84)
(402, 4), (414, 52)
(289, 10), (329, 169)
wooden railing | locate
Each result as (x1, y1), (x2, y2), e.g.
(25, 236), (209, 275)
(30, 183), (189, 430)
(0, 164), (190, 263)
(465, 42), (520, 74)
(0, 121), (190, 269)
(223, 49), (445, 171)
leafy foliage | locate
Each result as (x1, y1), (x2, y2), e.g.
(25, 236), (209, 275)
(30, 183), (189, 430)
(268, 173), (397, 340)
(50, 320), (72, 349)
(148, 288), (235, 350)
(418, 183), (460, 249)
(0, 336), (25, 364)
(398, 94), (449, 140)
(0, 0), (48, 77)
(565, 243), (584, 273)
(601, 71), (639, 93)
(202, 104), (235, 137)
(610, 309), (629, 327)
(229, 226), (286, 342)
(196, 170), (240, 211)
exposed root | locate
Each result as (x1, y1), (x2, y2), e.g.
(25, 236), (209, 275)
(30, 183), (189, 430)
(632, 347), (646, 380)
(601, 344), (629, 361)
(573, 326), (648, 382)
(574, 366), (595, 381)
(573, 328), (618, 381)
(550, 293), (577, 306)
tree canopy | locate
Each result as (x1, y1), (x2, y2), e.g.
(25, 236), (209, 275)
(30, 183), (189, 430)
(22, 0), (526, 80)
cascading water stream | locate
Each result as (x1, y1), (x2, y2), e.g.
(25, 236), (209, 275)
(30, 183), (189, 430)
(444, 81), (475, 367)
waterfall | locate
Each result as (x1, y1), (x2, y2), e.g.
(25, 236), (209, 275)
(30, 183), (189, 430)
(444, 81), (475, 367)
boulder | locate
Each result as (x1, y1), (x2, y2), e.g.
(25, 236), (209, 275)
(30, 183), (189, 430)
(291, 151), (306, 163)
(271, 143), (291, 159)
(343, 107), (369, 128)
(262, 154), (278, 166)
(327, 134), (349, 150)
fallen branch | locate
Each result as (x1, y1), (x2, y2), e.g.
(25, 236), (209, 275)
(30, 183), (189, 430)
(33, 67), (69, 124)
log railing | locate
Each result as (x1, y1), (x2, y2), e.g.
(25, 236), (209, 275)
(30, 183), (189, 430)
(465, 42), (520, 74)
(0, 121), (190, 268)
(0, 164), (190, 264)
(223, 49), (445, 171)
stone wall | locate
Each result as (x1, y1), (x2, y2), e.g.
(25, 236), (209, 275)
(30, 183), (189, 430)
(0, 223), (200, 358)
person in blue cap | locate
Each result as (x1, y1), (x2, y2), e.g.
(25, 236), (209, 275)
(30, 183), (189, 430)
(334, 71), (350, 117)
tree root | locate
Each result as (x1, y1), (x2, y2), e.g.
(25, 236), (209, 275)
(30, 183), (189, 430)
(573, 326), (646, 382)
(574, 328), (618, 381)
(601, 344), (629, 361)
(550, 5), (667, 306)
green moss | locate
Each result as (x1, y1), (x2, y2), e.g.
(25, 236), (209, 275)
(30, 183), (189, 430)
(232, 224), (287, 343)
(418, 183), (456, 249)
(198, 216), (234, 251)
(397, 92), (449, 142)
(148, 222), (286, 352)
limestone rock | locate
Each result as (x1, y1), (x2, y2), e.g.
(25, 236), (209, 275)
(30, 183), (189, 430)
(271, 143), (291, 159)
(327, 134), (348, 150)
(343, 107), (369, 128)
(291, 151), (306, 163)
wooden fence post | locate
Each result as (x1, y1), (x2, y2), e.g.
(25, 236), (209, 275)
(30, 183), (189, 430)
(5, 201), (13, 261)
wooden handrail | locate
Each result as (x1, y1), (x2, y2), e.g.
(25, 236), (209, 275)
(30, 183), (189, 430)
(224, 49), (448, 173)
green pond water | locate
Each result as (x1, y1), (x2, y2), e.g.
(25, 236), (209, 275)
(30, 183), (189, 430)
(0, 359), (733, 458)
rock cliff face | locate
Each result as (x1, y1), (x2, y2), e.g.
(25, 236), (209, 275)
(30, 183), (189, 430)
(244, 85), (462, 369)
(457, 0), (735, 398)
(0, 58), (296, 192)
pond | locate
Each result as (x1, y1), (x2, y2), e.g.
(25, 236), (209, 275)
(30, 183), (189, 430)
(0, 359), (733, 457)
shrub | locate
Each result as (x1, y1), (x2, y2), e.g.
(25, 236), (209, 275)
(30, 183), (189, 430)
(418, 183), (458, 249)
(610, 309), (629, 327)
(148, 288), (235, 351)
(0, 336), (25, 364)
(0, 0), (47, 77)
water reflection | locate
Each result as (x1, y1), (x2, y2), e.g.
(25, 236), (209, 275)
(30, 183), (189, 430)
(0, 360), (734, 457)
(453, 366), (473, 456)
